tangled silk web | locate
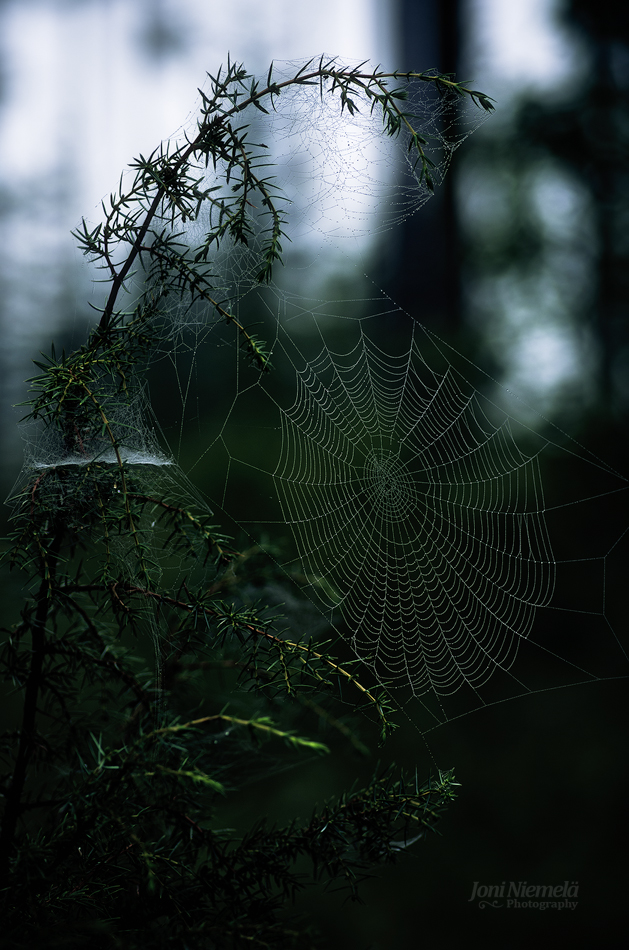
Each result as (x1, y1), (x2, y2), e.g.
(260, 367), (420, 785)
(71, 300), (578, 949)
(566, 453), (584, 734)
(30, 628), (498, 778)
(37, 58), (628, 731)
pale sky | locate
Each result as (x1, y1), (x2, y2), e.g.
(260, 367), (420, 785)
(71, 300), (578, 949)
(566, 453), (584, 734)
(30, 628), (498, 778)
(0, 0), (392, 214)
(0, 0), (584, 452)
(0, 0), (393, 409)
(0, 0), (581, 248)
(0, 0), (581, 217)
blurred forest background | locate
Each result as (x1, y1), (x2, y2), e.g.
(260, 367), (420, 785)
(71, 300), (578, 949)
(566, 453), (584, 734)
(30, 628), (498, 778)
(0, 0), (627, 947)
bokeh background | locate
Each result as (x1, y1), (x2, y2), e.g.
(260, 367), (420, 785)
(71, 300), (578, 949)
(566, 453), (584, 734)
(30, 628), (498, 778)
(0, 1), (627, 947)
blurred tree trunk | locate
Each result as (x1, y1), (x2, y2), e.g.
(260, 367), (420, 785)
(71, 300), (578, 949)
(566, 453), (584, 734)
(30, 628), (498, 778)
(388, 0), (462, 331)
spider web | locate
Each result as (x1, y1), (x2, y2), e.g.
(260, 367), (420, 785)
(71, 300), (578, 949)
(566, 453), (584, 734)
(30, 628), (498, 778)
(142, 60), (629, 734)
(272, 326), (554, 699)
(180, 292), (628, 731)
(35, 57), (627, 737)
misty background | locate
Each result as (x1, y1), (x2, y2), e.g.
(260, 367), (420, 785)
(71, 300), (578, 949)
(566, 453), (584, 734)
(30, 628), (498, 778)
(0, 1), (627, 947)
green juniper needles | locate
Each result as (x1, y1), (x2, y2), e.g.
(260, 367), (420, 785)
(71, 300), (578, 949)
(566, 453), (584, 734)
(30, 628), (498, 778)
(0, 57), (491, 948)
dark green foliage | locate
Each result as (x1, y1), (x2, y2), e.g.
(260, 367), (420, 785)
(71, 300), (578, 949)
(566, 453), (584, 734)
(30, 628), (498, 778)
(0, 57), (487, 947)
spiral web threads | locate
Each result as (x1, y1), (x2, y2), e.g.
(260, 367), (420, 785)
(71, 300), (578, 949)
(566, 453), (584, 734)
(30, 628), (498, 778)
(273, 327), (556, 701)
(144, 61), (628, 729)
(63, 58), (626, 732)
